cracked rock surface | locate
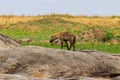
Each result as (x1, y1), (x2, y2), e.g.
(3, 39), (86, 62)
(0, 33), (20, 51)
(0, 46), (120, 80)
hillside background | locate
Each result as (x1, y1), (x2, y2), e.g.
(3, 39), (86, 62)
(0, 14), (120, 53)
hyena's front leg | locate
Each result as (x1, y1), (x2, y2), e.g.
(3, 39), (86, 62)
(60, 39), (64, 49)
(65, 41), (70, 50)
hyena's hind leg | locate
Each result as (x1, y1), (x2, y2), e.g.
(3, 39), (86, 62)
(73, 36), (76, 51)
(70, 42), (75, 51)
(73, 43), (76, 51)
(69, 39), (76, 51)
(69, 41), (74, 50)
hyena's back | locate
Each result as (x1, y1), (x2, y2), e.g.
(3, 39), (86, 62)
(53, 31), (75, 40)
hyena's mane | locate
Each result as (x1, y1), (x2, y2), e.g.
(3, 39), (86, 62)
(52, 31), (66, 38)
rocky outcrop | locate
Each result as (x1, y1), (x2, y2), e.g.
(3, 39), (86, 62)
(0, 33), (20, 51)
(0, 46), (120, 80)
(0, 74), (109, 80)
(0, 74), (42, 80)
(15, 38), (33, 44)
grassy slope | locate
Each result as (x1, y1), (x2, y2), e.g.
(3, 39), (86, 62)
(0, 14), (120, 54)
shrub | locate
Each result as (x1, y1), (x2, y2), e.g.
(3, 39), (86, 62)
(103, 32), (114, 42)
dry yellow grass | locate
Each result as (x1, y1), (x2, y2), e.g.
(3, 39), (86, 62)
(0, 15), (120, 29)
(0, 15), (119, 27)
(0, 15), (43, 25)
(62, 17), (120, 28)
(0, 15), (120, 33)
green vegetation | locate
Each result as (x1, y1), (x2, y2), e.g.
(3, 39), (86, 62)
(0, 14), (120, 54)
(103, 32), (114, 42)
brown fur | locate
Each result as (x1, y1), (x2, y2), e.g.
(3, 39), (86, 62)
(50, 31), (76, 51)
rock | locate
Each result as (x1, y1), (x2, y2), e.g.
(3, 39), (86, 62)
(112, 76), (120, 80)
(0, 74), (110, 80)
(0, 46), (120, 79)
(0, 74), (42, 80)
(0, 33), (20, 51)
(16, 38), (33, 44)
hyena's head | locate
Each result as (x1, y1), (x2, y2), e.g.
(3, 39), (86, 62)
(49, 34), (60, 43)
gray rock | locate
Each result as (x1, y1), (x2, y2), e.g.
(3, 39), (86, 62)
(0, 74), (44, 80)
(0, 74), (110, 80)
(0, 33), (20, 51)
(0, 46), (120, 79)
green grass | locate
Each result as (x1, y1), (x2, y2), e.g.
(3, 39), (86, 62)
(1, 29), (120, 54)
(21, 42), (120, 54)
(0, 15), (120, 54)
(76, 43), (120, 54)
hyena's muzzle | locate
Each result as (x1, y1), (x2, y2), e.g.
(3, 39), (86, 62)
(50, 37), (59, 43)
(50, 38), (54, 43)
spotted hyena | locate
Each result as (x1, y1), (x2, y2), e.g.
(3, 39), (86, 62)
(50, 31), (76, 51)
